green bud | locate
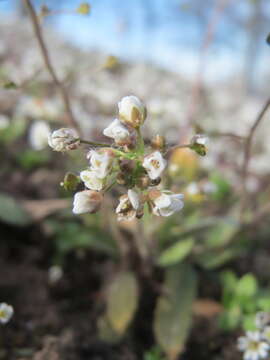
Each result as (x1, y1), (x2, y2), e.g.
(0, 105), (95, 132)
(61, 172), (80, 191)
(76, 2), (91, 15)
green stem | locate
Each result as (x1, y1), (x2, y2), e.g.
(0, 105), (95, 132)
(165, 143), (191, 155)
(136, 128), (145, 155)
(103, 180), (116, 193)
(80, 139), (111, 147)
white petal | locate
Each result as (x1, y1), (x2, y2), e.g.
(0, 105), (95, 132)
(80, 170), (103, 191)
(128, 189), (140, 210)
(154, 194), (171, 209)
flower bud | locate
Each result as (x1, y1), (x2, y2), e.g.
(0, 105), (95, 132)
(103, 118), (131, 146)
(73, 190), (103, 215)
(118, 95), (146, 128)
(190, 134), (209, 156)
(48, 128), (79, 152)
(151, 134), (166, 151)
(61, 172), (80, 191)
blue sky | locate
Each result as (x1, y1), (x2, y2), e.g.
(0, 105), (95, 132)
(1, 0), (270, 83)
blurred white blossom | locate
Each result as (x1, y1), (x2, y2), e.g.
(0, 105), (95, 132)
(237, 331), (269, 360)
(0, 303), (14, 324)
(0, 114), (9, 130)
(48, 265), (63, 285)
(29, 120), (50, 150)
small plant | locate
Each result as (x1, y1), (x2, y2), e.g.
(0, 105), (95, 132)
(47, 95), (207, 221)
(220, 271), (270, 331)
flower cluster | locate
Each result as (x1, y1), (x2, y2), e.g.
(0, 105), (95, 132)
(237, 312), (270, 360)
(48, 96), (206, 221)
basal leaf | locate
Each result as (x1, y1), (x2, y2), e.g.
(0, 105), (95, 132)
(154, 264), (197, 360)
(106, 271), (139, 335)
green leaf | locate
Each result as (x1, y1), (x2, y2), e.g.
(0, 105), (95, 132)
(154, 264), (197, 360)
(0, 193), (31, 226)
(236, 274), (258, 298)
(204, 218), (238, 249)
(157, 238), (194, 267)
(1, 118), (27, 144)
(198, 247), (241, 269)
(243, 314), (256, 331)
(106, 271), (139, 335)
(50, 221), (117, 257)
(210, 173), (231, 201)
(219, 305), (241, 330)
(258, 295), (270, 311)
(17, 149), (50, 170)
(3, 81), (17, 89)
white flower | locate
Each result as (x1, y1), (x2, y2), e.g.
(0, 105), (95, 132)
(0, 303), (14, 324)
(191, 134), (209, 146)
(237, 331), (269, 360)
(103, 118), (130, 145)
(80, 170), (104, 191)
(73, 190), (103, 214)
(29, 120), (50, 150)
(48, 265), (63, 285)
(143, 151), (167, 180)
(116, 189), (143, 221)
(88, 150), (114, 179)
(0, 114), (9, 130)
(48, 128), (79, 152)
(186, 182), (200, 196)
(118, 95), (146, 128)
(150, 191), (184, 217)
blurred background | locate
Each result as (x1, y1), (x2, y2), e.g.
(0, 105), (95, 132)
(1, 1), (270, 359)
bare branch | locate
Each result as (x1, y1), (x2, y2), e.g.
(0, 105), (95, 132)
(240, 97), (270, 213)
(23, 0), (79, 133)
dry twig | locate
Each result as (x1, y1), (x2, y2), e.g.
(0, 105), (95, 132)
(240, 97), (270, 214)
(23, 0), (79, 133)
